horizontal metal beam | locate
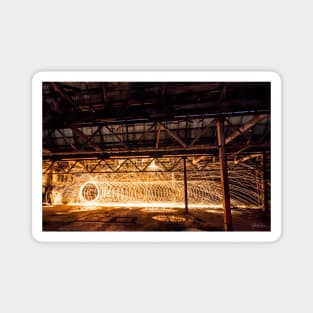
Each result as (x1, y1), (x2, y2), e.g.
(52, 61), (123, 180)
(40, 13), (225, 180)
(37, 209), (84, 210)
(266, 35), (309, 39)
(43, 101), (270, 130)
(43, 143), (269, 160)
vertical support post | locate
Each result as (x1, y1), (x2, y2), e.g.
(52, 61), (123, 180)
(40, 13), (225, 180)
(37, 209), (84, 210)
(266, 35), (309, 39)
(262, 151), (269, 213)
(45, 171), (53, 204)
(216, 119), (232, 231)
(183, 156), (188, 214)
(256, 157), (261, 207)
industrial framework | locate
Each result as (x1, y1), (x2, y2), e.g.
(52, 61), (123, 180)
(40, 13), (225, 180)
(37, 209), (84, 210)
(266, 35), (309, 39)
(42, 82), (271, 231)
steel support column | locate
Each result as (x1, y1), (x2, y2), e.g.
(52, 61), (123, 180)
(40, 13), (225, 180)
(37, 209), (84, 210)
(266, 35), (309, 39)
(183, 156), (188, 214)
(216, 119), (233, 231)
(262, 151), (269, 213)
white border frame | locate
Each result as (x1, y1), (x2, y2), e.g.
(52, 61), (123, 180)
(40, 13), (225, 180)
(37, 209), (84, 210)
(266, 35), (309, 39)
(32, 71), (281, 242)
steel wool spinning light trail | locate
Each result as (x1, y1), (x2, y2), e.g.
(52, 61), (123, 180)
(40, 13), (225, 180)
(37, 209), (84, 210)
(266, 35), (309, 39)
(44, 158), (264, 209)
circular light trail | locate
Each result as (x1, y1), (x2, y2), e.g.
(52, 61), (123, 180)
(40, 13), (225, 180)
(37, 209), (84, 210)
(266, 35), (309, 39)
(79, 181), (100, 202)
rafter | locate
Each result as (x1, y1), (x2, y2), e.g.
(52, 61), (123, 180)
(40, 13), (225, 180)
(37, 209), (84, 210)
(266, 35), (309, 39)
(134, 123), (155, 145)
(51, 83), (80, 112)
(79, 125), (103, 150)
(66, 160), (79, 173)
(70, 127), (102, 152)
(56, 129), (78, 151)
(43, 160), (55, 174)
(233, 154), (261, 165)
(158, 121), (187, 148)
(155, 122), (161, 149)
(188, 118), (216, 147)
(103, 125), (128, 149)
(225, 114), (268, 145)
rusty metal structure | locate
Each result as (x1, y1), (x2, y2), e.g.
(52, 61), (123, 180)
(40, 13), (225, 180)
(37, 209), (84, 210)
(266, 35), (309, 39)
(42, 82), (271, 231)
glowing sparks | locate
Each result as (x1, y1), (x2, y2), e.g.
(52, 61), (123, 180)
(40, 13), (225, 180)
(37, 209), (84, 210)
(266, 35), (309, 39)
(152, 215), (187, 223)
(51, 191), (62, 204)
(44, 157), (264, 209)
(148, 159), (160, 171)
(79, 181), (100, 203)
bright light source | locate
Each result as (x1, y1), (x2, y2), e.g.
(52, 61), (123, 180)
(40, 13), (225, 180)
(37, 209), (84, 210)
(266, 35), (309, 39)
(148, 159), (159, 171)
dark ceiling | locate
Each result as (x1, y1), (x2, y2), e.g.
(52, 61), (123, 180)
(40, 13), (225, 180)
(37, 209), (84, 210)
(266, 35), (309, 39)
(42, 82), (270, 160)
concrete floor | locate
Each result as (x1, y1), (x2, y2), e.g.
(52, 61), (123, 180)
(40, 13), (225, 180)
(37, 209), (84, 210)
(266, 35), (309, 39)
(43, 205), (270, 231)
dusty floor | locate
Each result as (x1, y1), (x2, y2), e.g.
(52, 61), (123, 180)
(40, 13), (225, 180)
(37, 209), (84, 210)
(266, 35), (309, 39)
(43, 205), (270, 231)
